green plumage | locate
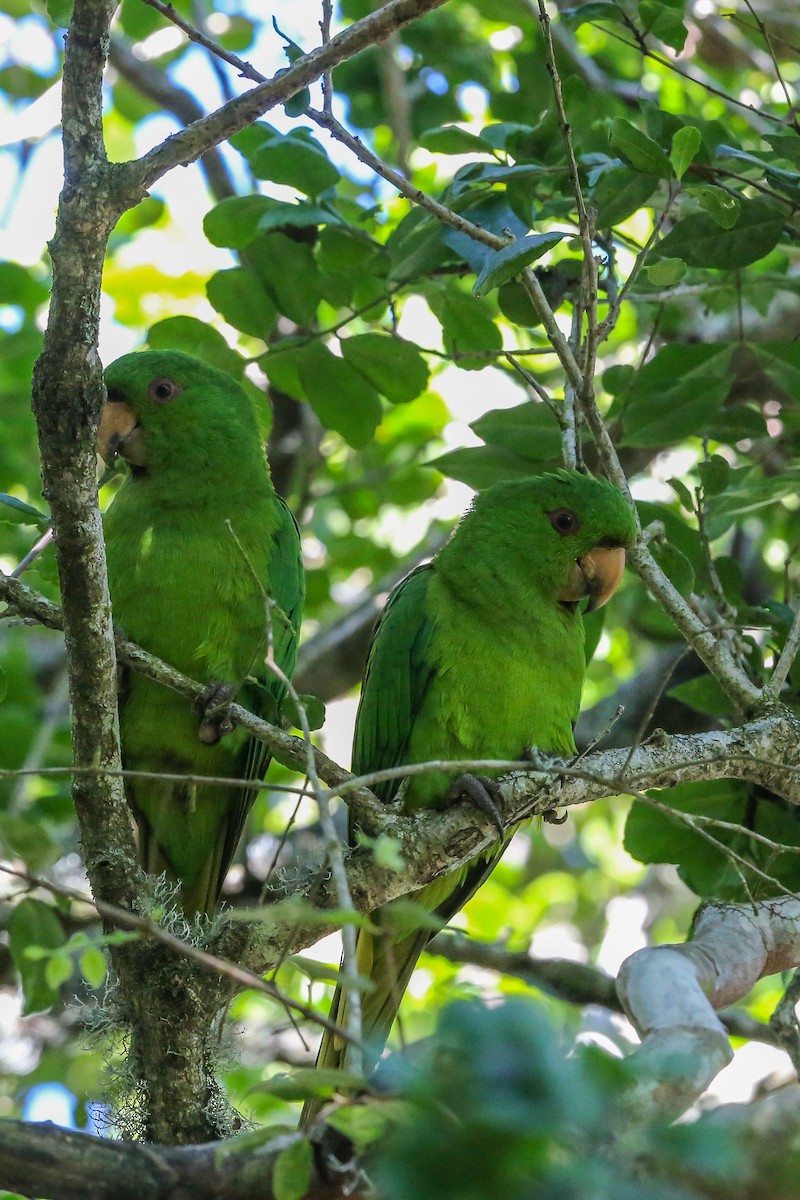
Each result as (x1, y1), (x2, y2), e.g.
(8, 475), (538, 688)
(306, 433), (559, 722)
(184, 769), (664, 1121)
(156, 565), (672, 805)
(101, 350), (304, 917)
(306, 471), (635, 1110)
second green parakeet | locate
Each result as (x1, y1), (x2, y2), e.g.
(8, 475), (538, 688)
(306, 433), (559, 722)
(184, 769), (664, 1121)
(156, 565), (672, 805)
(303, 469), (636, 1116)
(99, 350), (304, 918)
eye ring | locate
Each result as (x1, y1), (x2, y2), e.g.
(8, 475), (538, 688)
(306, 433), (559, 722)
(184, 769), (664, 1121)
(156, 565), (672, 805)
(548, 508), (581, 536)
(148, 377), (182, 404)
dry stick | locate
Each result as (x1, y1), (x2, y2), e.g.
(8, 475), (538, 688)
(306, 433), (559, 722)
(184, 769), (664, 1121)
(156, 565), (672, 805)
(0, 566), (388, 834)
(598, 20), (784, 132)
(223, 522), (364, 1063)
(597, 182), (679, 339)
(127, 0), (450, 190)
(0, 863), (356, 1044)
(428, 931), (780, 1046)
(764, 604), (800, 702)
(534, 0), (599, 395)
(528, 10), (766, 714)
(737, 1), (799, 129)
(320, 0), (335, 116)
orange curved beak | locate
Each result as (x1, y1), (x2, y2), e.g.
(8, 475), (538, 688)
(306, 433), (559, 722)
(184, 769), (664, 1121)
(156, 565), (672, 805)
(98, 400), (148, 469)
(559, 545), (626, 612)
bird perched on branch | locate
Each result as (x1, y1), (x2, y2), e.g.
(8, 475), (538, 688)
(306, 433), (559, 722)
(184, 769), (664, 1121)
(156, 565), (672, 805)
(303, 469), (636, 1121)
(99, 350), (304, 918)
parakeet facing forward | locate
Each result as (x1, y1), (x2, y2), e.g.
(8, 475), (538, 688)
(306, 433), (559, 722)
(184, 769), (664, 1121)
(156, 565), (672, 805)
(304, 470), (636, 1111)
(99, 350), (304, 918)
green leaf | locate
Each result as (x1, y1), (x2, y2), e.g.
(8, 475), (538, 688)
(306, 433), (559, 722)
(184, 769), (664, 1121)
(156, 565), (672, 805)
(644, 257), (686, 286)
(668, 477), (693, 510)
(0, 494), (49, 529)
(668, 675), (731, 718)
(621, 344), (734, 447)
(591, 166), (660, 227)
(418, 125), (495, 155)
(8, 898), (66, 1015)
(263, 342), (382, 448)
(255, 1067), (366, 1101)
(625, 782), (800, 900)
(281, 692), (326, 732)
(0, 813), (61, 871)
(45, 0), (72, 26)
(765, 134), (800, 167)
(251, 131), (340, 197)
(0, 262), (49, 313)
(698, 454), (730, 497)
(256, 199), (341, 233)
(424, 286), (502, 369)
(326, 1104), (390, 1152)
(624, 783), (737, 897)
(429, 445), (547, 490)
(684, 185), (740, 229)
(45, 954), (73, 991)
(206, 268), (277, 340)
(340, 334), (429, 404)
(80, 947), (107, 989)
(288, 956), (343, 985)
(561, 1), (619, 30)
(654, 199), (784, 268)
(497, 280), (540, 326)
(113, 197), (165, 238)
(610, 118), (672, 178)
(228, 121), (280, 161)
(370, 835), (404, 872)
(473, 232), (567, 298)
(639, 0), (687, 51)
(387, 207), (449, 286)
(650, 539), (694, 595)
(203, 196), (273, 249)
(670, 126), (701, 180)
(300, 350), (382, 448)
(471, 401), (562, 463)
(704, 471), (800, 536)
(440, 196), (527, 276)
(247, 233), (323, 326)
(272, 1139), (313, 1200)
(147, 318), (245, 378)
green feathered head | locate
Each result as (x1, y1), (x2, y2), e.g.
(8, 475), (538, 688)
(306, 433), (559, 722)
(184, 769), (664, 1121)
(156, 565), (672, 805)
(442, 469), (637, 613)
(99, 350), (262, 480)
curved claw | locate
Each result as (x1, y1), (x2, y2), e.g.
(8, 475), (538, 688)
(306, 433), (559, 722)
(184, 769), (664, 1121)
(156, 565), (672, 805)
(449, 773), (505, 837)
(196, 682), (235, 745)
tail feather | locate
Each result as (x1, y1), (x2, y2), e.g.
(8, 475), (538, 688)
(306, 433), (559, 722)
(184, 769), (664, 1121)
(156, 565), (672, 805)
(299, 921), (433, 1129)
(300, 845), (511, 1128)
(136, 806), (228, 920)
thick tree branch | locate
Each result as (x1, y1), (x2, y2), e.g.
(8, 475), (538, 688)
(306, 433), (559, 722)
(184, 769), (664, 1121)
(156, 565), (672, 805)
(122, 0), (450, 193)
(31, 0), (139, 918)
(618, 898), (800, 1119)
(107, 38), (236, 201)
(427, 931), (780, 1045)
(0, 1119), (345, 1200)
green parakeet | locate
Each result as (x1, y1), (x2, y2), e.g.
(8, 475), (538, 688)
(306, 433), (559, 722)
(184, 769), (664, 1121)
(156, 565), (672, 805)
(304, 470), (636, 1111)
(98, 350), (304, 918)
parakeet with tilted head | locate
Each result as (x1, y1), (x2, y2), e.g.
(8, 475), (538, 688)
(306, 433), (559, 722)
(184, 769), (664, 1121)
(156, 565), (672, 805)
(98, 350), (304, 918)
(302, 470), (635, 1120)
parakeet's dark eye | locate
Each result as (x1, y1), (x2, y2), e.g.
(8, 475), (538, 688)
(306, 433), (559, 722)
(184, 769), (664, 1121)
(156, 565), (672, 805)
(548, 508), (581, 536)
(148, 378), (182, 404)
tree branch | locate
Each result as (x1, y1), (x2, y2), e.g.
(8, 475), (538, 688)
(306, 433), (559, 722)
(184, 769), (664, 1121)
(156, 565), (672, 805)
(0, 1119), (345, 1200)
(124, 0), (450, 193)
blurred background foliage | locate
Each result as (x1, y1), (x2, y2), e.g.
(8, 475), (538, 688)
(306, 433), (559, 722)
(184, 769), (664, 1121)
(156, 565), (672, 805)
(1, 0), (800, 1179)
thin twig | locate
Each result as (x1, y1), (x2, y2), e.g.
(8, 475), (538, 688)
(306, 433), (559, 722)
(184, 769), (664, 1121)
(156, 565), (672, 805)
(0, 863), (356, 1043)
(224, 521), (364, 1065)
(764, 604), (800, 702)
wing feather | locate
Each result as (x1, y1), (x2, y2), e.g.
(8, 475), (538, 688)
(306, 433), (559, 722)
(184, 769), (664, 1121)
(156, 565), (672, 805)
(352, 564), (437, 806)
